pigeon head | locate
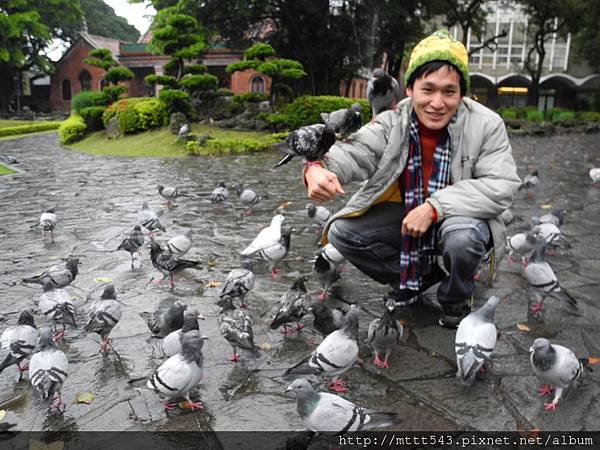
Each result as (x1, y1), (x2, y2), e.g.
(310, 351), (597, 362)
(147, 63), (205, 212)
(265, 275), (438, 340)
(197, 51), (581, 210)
(42, 280), (55, 292)
(182, 309), (204, 332)
(309, 303), (330, 317)
(292, 276), (307, 292)
(142, 201), (149, 209)
(217, 295), (236, 311)
(271, 214), (285, 227)
(38, 327), (56, 348)
(235, 184), (244, 196)
(551, 208), (565, 224)
(59, 305), (77, 327)
(217, 181), (227, 188)
(17, 310), (35, 327)
(306, 203), (316, 218)
(313, 253), (330, 273)
(101, 284), (116, 300)
(180, 330), (208, 363)
(529, 238), (547, 263)
(530, 338), (556, 371)
(531, 169), (539, 176)
(133, 225), (142, 231)
(65, 258), (80, 276)
(475, 295), (501, 321)
(156, 186), (164, 194)
(373, 68), (386, 78)
(351, 103), (362, 113)
(241, 260), (254, 271)
(45, 208), (55, 213)
(530, 338), (552, 354)
(342, 304), (360, 339)
(184, 229), (193, 238)
(285, 378), (316, 398)
(383, 295), (396, 312)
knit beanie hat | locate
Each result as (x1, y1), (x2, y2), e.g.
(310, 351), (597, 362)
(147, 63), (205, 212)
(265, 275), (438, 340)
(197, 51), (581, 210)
(405, 29), (470, 92)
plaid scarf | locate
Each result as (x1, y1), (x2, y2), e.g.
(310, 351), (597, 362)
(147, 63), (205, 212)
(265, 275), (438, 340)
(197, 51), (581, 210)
(399, 112), (453, 291)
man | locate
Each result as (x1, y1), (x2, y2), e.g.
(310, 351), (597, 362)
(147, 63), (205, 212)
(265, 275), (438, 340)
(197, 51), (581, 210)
(303, 30), (521, 328)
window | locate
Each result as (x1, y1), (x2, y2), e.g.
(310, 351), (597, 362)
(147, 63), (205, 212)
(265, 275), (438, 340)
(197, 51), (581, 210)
(62, 79), (71, 100)
(79, 70), (92, 91)
(251, 76), (265, 93)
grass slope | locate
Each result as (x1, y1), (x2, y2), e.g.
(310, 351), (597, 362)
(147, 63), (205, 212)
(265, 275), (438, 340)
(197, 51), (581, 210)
(0, 163), (16, 175)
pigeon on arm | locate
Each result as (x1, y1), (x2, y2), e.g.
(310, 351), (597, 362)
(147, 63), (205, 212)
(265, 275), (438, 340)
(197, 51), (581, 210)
(273, 124), (336, 168)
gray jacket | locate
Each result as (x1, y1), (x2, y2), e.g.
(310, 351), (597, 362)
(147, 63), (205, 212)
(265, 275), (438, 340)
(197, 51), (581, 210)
(322, 96), (521, 258)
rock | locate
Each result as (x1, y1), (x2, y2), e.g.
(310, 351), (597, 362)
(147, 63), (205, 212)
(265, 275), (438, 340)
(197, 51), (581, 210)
(106, 117), (120, 139)
(169, 112), (188, 135)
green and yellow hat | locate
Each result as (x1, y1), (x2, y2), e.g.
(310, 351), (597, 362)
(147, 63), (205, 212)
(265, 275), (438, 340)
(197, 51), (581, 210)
(405, 29), (470, 92)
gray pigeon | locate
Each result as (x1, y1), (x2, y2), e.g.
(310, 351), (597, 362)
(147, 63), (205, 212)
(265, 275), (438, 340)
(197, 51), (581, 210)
(306, 203), (331, 228)
(29, 327), (69, 411)
(219, 261), (255, 308)
(454, 295), (500, 385)
(367, 296), (403, 369)
(167, 229), (193, 257)
(525, 242), (577, 313)
(285, 378), (398, 432)
(143, 300), (188, 337)
(117, 225), (145, 269)
(506, 230), (541, 265)
(284, 304), (360, 393)
(270, 276), (312, 335)
(138, 201), (166, 234)
(217, 295), (257, 362)
(39, 209), (57, 241)
(309, 303), (345, 336)
(39, 282), (77, 340)
(519, 169), (539, 197)
(22, 257), (80, 289)
(235, 184), (260, 206)
(84, 284), (122, 354)
(210, 182), (229, 203)
(530, 338), (585, 411)
(366, 68), (401, 116)
(147, 330), (207, 411)
(0, 310), (39, 379)
(157, 185), (188, 208)
(531, 222), (569, 251)
(149, 238), (201, 286)
(320, 103), (362, 137)
(273, 124), (336, 168)
(161, 309), (204, 358)
(532, 208), (564, 228)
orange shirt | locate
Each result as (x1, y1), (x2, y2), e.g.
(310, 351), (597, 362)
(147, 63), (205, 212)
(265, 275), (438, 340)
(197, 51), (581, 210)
(419, 124), (443, 196)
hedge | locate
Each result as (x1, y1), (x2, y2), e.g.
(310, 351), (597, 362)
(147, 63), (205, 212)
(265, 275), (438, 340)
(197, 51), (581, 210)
(0, 122), (62, 138)
(58, 115), (87, 144)
(80, 106), (106, 131)
(283, 95), (371, 129)
(232, 92), (269, 104)
(187, 131), (288, 155)
(71, 90), (110, 114)
(102, 97), (167, 134)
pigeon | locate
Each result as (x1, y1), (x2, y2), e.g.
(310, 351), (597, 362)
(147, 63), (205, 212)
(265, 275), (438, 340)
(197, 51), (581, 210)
(273, 124), (337, 169)
(519, 169), (539, 197)
(161, 309), (204, 358)
(531, 222), (569, 251)
(0, 310), (39, 379)
(454, 295), (500, 385)
(210, 182), (229, 203)
(285, 378), (398, 433)
(177, 123), (190, 140)
(284, 304), (360, 393)
(367, 296), (403, 369)
(219, 261), (255, 308)
(235, 184), (260, 206)
(270, 276), (312, 335)
(157, 185), (188, 208)
(117, 225), (145, 269)
(530, 338), (585, 411)
(320, 103), (362, 138)
(29, 327), (69, 411)
(259, 226), (293, 276)
(84, 284), (122, 354)
(149, 239), (201, 286)
(532, 208), (564, 228)
(241, 215), (285, 256)
(138, 202), (166, 234)
(39, 209), (57, 241)
(147, 329), (207, 411)
(39, 282), (77, 340)
(524, 242), (578, 313)
(166, 229), (193, 257)
(306, 203), (331, 228)
(366, 68), (401, 116)
(22, 257), (80, 289)
(506, 230), (542, 265)
(309, 303), (345, 337)
(590, 167), (600, 184)
(218, 295), (257, 362)
(312, 248), (341, 301)
(143, 301), (188, 338)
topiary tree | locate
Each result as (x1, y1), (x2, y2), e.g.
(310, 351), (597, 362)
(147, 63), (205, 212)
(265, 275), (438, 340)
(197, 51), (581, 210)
(84, 48), (134, 102)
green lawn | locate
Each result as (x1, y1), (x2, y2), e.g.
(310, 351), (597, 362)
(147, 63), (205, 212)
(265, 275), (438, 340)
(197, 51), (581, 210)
(0, 120), (37, 128)
(68, 124), (273, 158)
(0, 163), (16, 175)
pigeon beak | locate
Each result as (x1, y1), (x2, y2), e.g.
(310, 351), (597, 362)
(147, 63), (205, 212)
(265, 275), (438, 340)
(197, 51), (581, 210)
(529, 346), (534, 352)
(201, 335), (209, 341)
(198, 315), (206, 321)
(284, 385), (293, 393)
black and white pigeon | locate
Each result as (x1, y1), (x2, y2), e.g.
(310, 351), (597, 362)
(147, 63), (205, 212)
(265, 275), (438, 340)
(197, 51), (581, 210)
(524, 242), (577, 313)
(160, 309), (204, 358)
(286, 378), (398, 433)
(177, 123), (190, 140)
(367, 296), (403, 370)
(39, 281), (77, 340)
(217, 295), (257, 362)
(149, 239), (201, 286)
(320, 103), (362, 138)
(157, 185), (188, 208)
(139, 201), (166, 234)
(219, 261), (255, 308)
(306, 203), (331, 228)
(210, 182), (229, 203)
(506, 230), (541, 265)
(530, 338), (585, 411)
(284, 304), (360, 393)
(519, 169), (539, 197)
(167, 229), (193, 257)
(39, 209), (57, 241)
(22, 257), (80, 289)
(29, 327), (69, 411)
(84, 284), (122, 354)
(117, 225), (145, 269)
(312, 247), (342, 301)
(532, 208), (565, 228)
(147, 329), (207, 411)
(310, 304), (345, 337)
(273, 124), (337, 169)
(590, 167), (600, 184)
(0, 310), (39, 379)
(531, 222), (569, 251)
(142, 300), (188, 338)
(454, 295), (500, 386)
(270, 276), (312, 335)
(366, 68), (401, 116)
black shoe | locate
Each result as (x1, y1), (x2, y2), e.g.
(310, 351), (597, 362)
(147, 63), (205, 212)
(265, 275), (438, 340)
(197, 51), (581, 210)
(438, 303), (471, 329)
(388, 263), (447, 307)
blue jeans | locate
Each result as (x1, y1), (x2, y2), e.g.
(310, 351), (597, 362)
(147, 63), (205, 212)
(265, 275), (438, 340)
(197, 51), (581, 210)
(327, 202), (491, 306)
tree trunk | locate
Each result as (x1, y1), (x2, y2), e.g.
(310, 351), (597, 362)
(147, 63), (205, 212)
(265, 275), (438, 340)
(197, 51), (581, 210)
(0, 65), (16, 115)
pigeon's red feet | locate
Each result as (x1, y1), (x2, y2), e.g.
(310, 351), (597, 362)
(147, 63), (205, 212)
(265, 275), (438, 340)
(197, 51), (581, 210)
(527, 191), (535, 198)
(270, 269), (282, 278)
(184, 400), (203, 411)
(240, 303), (249, 309)
(479, 365), (487, 374)
(163, 402), (177, 411)
(380, 359), (390, 369)
(53, 329), (65, 341)
(50, 394), (64, 410)
(318, 291), (328, 301)
(244, 208), (254, 216)
(152, 278), (165, 286)
(373, 355), (384, 368)
(99, 338), (112, 354)
(329, 379), (348, 393)
(547, 249), (557, 257)
(544, 402), (557, 411)
(229, 353), (241, 362)
(18, 362), (29, 372)
(295, 323), (305, 332)
(538, 384), (554, 396)
(473, 271), (482, 281)
(280, 325), (295, 335)
(530, 302), (544, 313)
(521, 258), (529, 267)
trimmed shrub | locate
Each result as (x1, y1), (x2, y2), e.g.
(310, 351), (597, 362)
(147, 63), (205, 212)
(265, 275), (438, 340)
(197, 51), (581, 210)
(118, 107), (140, 134)
(102, 97), (167, 134)
(217, 88), (234, 97)
(184, 64), (207, 75)
(71, 91), (110, 114)
(145, 74), (179, 88)
(186, 131), (288, 155)
(135, 99), (167, 130)
(499, 108), (518, 120)
(526, 109), (543, 122)
(232, 92), (269, 104)
(80, 106), (106, 131)
(58, 115), (87, 144)
(284, 95), (371, 129)
(102, 85), (127, 102)
(180, 74), (219, 93)
(244, 43), (276, 61)
(104, 67), (134, 84)
(0, 122), (61, 138)
(579, 111), (600, 121)
(159, 88), (194, 118)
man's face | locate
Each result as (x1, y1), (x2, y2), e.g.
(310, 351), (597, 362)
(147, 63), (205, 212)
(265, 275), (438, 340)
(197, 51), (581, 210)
(405, 65), (462, 130)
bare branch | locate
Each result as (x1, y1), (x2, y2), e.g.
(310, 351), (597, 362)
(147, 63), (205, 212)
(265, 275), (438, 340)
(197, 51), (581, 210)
(468, 29), (508, 55)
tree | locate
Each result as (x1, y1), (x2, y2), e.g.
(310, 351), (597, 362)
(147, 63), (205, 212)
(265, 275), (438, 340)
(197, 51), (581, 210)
(84, 48), (134, 101)
(80, 0), (140, 42)
(572, 0), (600, 71)
(0, 0), (82, 113)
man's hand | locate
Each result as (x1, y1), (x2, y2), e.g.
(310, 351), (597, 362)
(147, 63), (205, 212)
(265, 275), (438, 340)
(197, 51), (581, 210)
(305, 165), (345, 203)
(401, 203), (435, 237)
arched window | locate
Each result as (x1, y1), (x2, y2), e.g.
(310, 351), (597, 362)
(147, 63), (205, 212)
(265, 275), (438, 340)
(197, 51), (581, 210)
(250, 76), (265, 93)
(100, 78), (109, 90)
(62, 79), (72, 100)
(79, 70), (92, 91)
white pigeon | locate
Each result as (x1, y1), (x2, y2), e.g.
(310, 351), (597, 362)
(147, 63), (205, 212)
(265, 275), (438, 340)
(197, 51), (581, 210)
(455, 296), (500, 385)
(177, 123), (190, 139)
(39, 283), (77, 340)
(530, 338), (585, 411)
(589, 167), (600, 184)
(29, 327), (69, 411)
(138, 202), (166, 234)
(506, 230), (541, 265)
(167, 229), (193, 257)
(241, 214), (285, 257)
(39, 209), (57, 241)
(160, 309), (203, 358)
(0, 310), (39, 379)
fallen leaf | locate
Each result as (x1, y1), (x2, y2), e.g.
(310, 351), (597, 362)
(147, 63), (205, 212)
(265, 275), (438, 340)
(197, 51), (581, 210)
(517, 323), (531, 332)
(588, 357), (600, 365)
(29, 441), (64, 450)
(206, 260), (216, 268)
(205, 280), (222, 288)
(73, 391), (96, 404)
(258, 343), (272, 351)
(94, 277), (113, 283)
(0, 410), (5, 421)
(540, 204), (553, 209)
(277, 201), (293, 210)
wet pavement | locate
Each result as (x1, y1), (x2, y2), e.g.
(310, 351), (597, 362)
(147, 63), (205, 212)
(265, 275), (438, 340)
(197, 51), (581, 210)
(0, 131), (599, 434)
